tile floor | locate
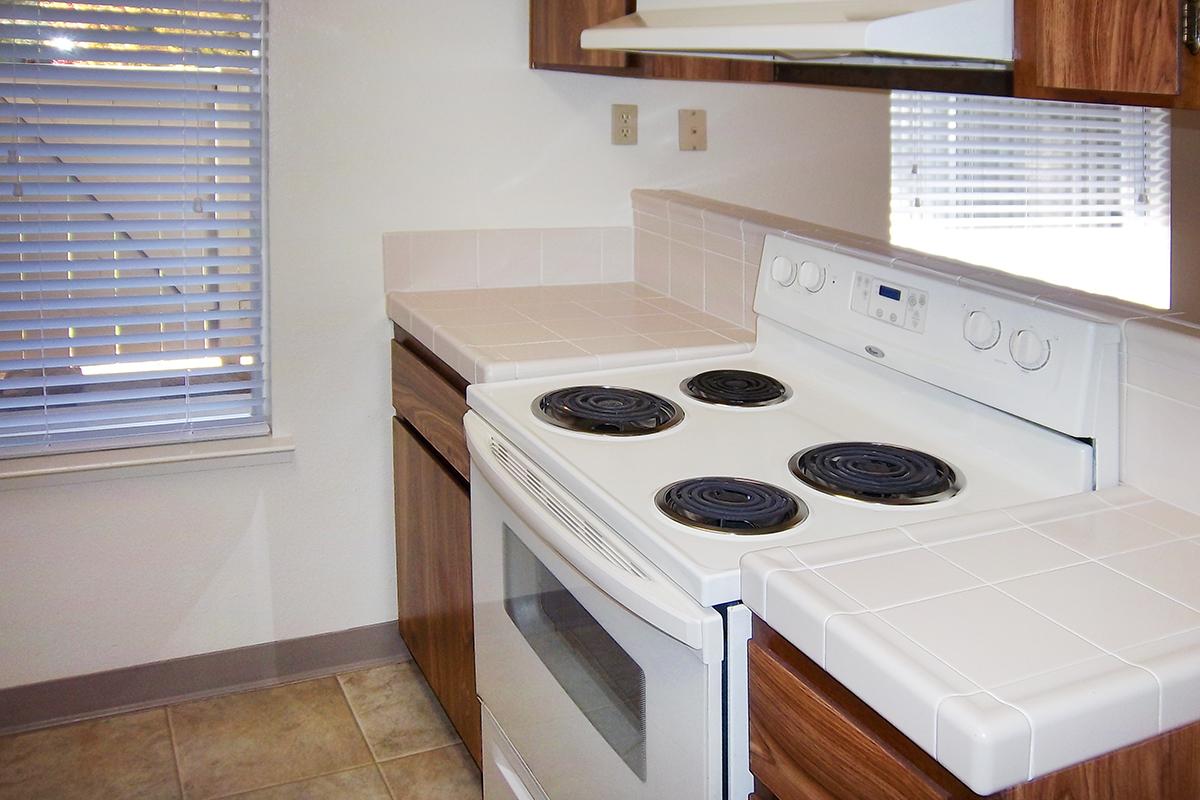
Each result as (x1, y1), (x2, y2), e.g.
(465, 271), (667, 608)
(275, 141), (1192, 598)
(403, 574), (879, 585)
(0, 661), (481, 800)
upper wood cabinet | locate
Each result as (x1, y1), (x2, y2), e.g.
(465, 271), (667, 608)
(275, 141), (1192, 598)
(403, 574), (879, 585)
(1015, 0), (1200, 108)
(529, 0), (1199, 107)
(530, 0), (636, 72)
(528, 0), (774, 82)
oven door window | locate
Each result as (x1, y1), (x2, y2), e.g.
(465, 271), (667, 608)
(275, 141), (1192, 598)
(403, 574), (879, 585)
(503, 525), (647, 780)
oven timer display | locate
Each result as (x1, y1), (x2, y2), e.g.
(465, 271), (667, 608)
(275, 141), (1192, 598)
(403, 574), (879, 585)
(851, 272), (928, 333)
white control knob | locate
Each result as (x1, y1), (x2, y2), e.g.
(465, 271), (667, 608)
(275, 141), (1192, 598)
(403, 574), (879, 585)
(1009, 329), (1051, 371)
(963, 310), (1001, 350)
(771, 255), (796, 287)
(796, 260), (826, 293)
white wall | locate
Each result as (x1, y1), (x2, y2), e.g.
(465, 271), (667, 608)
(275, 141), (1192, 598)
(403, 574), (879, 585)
(0, 1), (889, 688)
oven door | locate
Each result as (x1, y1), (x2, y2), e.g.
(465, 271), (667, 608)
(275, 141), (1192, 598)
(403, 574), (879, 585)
(467, 412), (725, 800)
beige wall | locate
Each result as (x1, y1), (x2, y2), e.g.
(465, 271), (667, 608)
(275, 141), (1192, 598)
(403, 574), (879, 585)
(0, 1), (890, 688)
(1171, 110), (1200, 314)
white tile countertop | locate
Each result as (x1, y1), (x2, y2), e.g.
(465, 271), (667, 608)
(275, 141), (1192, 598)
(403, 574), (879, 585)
(387, 283), (754, 383)
(741, 485), (1200, 796)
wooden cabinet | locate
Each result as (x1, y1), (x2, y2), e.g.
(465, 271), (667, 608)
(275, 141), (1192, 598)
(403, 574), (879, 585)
(1014, 0), (1200, 108)
(749, 617), (1200, 800)
(391, 331), (481, 765)
(530, 0), (1200, 106)
(530, 0), (635, 72)
(528, 0), (774, 83)
(749, 622), (981, 800)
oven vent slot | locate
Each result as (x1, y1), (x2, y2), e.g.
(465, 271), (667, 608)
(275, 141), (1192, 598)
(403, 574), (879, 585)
(490, 438), (647, 579)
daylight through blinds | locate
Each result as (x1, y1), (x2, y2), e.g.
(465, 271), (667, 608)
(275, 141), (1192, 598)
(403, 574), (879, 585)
(890, 91), (1170, 307)
(0, 0), (266, 455)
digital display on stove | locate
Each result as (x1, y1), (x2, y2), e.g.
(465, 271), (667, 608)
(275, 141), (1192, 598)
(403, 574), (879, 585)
(878, 285), (902, 301)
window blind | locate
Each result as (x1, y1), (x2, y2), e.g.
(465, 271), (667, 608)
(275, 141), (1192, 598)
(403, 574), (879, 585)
(0, 0), (266, 457)
(889, 91), (1171, 307)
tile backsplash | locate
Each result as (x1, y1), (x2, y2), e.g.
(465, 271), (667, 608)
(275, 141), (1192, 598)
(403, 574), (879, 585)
(383, 227), (632, 293)
(1121, 317), (1200, 514)
(631, 188), (947, 330)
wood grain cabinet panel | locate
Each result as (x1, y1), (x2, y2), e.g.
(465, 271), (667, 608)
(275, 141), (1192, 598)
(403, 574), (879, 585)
(530, 0), (634, 70)
(748, 639), (974, 800)
(1016, 0), (1200, 107)
(1036, 0), (1179, 94)
(750, 617), (1200, 800)
(390, 339), (469, 481)
(392, 417), (481, 765)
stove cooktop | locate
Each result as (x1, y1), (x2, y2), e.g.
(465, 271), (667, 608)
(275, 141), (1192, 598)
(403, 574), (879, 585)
(469, 337), (1096, 606)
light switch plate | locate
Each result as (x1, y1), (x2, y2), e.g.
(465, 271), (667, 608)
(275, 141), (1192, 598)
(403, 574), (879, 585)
(679, 109), (707, 151)
(611, 104), (638, 145)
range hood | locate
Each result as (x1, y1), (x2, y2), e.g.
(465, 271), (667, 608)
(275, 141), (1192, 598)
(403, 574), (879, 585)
(581, 0), (1014, 68)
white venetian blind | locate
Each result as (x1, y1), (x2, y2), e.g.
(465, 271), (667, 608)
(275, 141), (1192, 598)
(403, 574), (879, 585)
(890, 91), (1171, 308)
(0, 0), (266, 457)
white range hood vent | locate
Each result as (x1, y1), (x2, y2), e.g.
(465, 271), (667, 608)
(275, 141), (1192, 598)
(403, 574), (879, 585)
(581, 0), (1014, 67)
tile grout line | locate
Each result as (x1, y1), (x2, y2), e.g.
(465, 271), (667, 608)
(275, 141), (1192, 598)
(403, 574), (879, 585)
(206, 764), (389, 800)
(333, 671), (384, 764)
(164, 706), (187, 800)
(376, 761), (398, 800)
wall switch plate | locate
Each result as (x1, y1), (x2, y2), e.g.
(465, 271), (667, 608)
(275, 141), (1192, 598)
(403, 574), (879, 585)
(611, 104), (638, 145)
(679, 109), (707, 151)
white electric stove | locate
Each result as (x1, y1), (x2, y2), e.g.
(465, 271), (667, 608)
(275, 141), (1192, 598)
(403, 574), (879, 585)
(465, 235), (1122, 800)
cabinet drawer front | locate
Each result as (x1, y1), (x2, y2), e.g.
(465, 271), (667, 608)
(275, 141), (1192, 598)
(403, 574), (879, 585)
(748, 641), (957, 800)
(391, 339), (469, 479)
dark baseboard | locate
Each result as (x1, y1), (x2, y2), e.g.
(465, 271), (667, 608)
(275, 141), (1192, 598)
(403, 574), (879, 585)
(0, 621), (410, 736)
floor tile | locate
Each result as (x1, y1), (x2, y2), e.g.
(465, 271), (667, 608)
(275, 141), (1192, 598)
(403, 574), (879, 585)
(338, 662), (460, 761)
(0, 709), (179, 800)
(223, 766), (390, 799)
(378, 745), (481, 800)
(170, 678), (371, 800)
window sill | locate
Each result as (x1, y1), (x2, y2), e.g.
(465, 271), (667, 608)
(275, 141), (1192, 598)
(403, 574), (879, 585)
(0, 435), (296, 491)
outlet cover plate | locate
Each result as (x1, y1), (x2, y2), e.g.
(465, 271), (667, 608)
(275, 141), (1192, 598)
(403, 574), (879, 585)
(679, 109), (707, 151)
(612, 104), (638, 145)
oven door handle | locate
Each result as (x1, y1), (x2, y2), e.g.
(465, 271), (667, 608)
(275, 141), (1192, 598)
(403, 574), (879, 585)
(466, 412), (722, 661)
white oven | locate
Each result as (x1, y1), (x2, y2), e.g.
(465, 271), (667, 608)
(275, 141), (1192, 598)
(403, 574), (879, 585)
(467, 412), (749, 800)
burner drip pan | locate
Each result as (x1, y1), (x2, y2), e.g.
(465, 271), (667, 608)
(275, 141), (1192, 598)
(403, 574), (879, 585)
(790, 442), (961, 505)
(681, 370), (790, 407)
(655, 477), (807, 535)
(534, 386), (682, 436)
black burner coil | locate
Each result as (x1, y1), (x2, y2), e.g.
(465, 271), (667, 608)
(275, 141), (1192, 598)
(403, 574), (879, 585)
(682, 370), (790, 407)
(534, 386), (682, 436)
(655, 477), (807, 534)
(790, 442), (960, 505)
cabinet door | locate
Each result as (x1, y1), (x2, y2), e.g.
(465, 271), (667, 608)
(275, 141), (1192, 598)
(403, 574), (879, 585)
(393, 417), (482, 765)
(530, 0), (634, 70)
(1015, 0), (1200, 107)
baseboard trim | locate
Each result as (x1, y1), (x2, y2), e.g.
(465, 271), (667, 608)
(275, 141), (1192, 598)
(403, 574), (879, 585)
(0, 621), (410, 736)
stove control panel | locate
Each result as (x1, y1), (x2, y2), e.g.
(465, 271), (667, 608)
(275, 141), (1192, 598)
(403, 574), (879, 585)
(754, 234), (1122, 453)
(851, 272), (927, 333)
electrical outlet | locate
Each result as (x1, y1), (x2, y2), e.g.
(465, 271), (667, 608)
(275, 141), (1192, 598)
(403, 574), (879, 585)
(611, 104), (638, 145)
(679, 109), (707, 151)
